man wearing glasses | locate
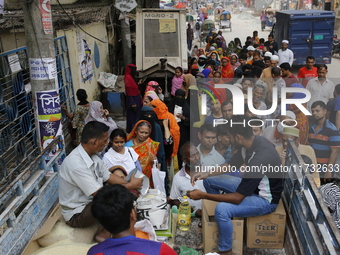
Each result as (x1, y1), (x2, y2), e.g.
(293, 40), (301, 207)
(276, 127), (320, 187)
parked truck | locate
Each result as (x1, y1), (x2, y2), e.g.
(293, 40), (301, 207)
(274, 10), (335, 65)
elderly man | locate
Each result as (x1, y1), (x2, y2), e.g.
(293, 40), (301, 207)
(59, 121), (143, 242)
(276, 127), (320, 187)
(278, 40), (294, 66)
(170, 142), (205, 216)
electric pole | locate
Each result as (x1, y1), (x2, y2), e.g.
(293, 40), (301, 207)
(21, 0), (63, 150)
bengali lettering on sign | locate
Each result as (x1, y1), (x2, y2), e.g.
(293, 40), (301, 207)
(36, 90), (61, 118)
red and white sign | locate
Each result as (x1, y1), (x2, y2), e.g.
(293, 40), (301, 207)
(40, 0), (53, 34)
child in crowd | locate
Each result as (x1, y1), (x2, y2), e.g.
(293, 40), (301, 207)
(102, 129), (142, 174)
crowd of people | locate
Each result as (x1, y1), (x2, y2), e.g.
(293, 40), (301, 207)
(58, 27), (340, 255)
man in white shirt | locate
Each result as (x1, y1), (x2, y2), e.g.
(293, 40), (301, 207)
(170, 142), (206, 216)
(306, 64), (335, 112)
(277, 40), (294, 66)
(197, 123), (225, 167)
(59, 121), (142, 242)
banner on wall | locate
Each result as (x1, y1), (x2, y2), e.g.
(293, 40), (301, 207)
(80, 39), (94, 82)
(36, 90), (63, 161)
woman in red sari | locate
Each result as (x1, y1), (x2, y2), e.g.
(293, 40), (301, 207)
(219, 57), (234, 82)
(126, 120), (159, 187)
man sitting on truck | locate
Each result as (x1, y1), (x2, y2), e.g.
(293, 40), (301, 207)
(87, 184), (177, 255)
(59, 121), (143, 242)
(188, 115), (284, 255)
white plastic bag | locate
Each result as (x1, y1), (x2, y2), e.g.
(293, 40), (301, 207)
(97, 72), (118, 89)
(134, 219), (157, 241)
(151, 160), (166, 195)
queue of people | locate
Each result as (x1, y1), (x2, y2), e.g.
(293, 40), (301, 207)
(58, 29), (340, 254)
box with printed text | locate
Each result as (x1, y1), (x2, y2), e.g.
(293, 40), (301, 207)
(246, 199), (286, 249)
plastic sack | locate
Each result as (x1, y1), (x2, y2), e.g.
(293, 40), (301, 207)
(134, 219), (157, 241)
(136, 189), (169, 230)
(97, 72), (118, 89)
(179, 245), (201, 255)
(152, 160), (166, 195)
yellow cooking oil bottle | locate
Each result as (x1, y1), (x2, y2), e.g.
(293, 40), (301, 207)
(178, 196), (191, 231)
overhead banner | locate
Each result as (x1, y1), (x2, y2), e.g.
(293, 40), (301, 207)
(40, 0), (53, 34)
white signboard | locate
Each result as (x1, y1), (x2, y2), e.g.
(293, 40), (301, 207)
(115, 0), (138, 13)
(29, 58), (57, 80)
(8, 54), (22, 73)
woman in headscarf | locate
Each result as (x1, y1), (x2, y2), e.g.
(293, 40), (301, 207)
(62, 89), (90, 146)
(143, 91), (159, 107)
(183, 73), (196, 97)
(167, 89), (192, 167)
(171, 67), (184, 96)
(229, 53), (241, 71)
(219, 57), (234, 82)
(217, 48), (224, 60)
(126, 120), (159, 186)
(287, 83), (309, 145)
(202, 68), (212, 79)
(145, 81), (159, 93)
(151, 99), (180, 162)
(139, 106), (168, 194)
(85, 101), (117, 135)
(209, 52), (221, 68)
(198, 48), (205, 56)
(124, 64), (142, 133)
(198, 55), (207, 72)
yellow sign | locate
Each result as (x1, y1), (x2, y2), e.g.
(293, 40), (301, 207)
(159, 19), (176, 33)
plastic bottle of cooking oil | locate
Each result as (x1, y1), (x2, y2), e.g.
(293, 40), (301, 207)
(178, 196), (191, 231)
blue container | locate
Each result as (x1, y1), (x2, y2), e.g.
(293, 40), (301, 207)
(274, 10), (335, 65)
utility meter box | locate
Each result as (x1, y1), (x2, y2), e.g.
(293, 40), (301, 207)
(136, 8), (188, 78)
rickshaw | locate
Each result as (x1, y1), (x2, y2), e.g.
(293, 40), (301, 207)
(200, 6), (208, 19)
(186, 13), (194, 26)
(207, 3), (214, 16)
(264, 8), (278, 29)
(200, 19), (215, 46)
(219, 11), (231, 31)
(214, 7), (223, 22)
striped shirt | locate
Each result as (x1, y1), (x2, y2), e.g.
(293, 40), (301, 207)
(308, 119), (340, 164)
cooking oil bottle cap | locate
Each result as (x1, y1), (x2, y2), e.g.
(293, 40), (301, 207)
(183, 196), (187, 199)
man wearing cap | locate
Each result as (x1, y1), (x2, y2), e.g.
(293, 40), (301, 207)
(278, 40), (294, 66)
(262, 111), (296, 147)
(276, 127), (320, 187)
(246, 46), (255, 62)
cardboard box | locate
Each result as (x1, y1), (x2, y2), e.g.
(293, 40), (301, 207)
(246, 200), (286, 249)
(202, 199), (244, 254)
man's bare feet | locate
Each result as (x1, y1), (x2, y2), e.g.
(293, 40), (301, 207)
(219, 249), (233, 255)
(95, 229), (111, 243)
